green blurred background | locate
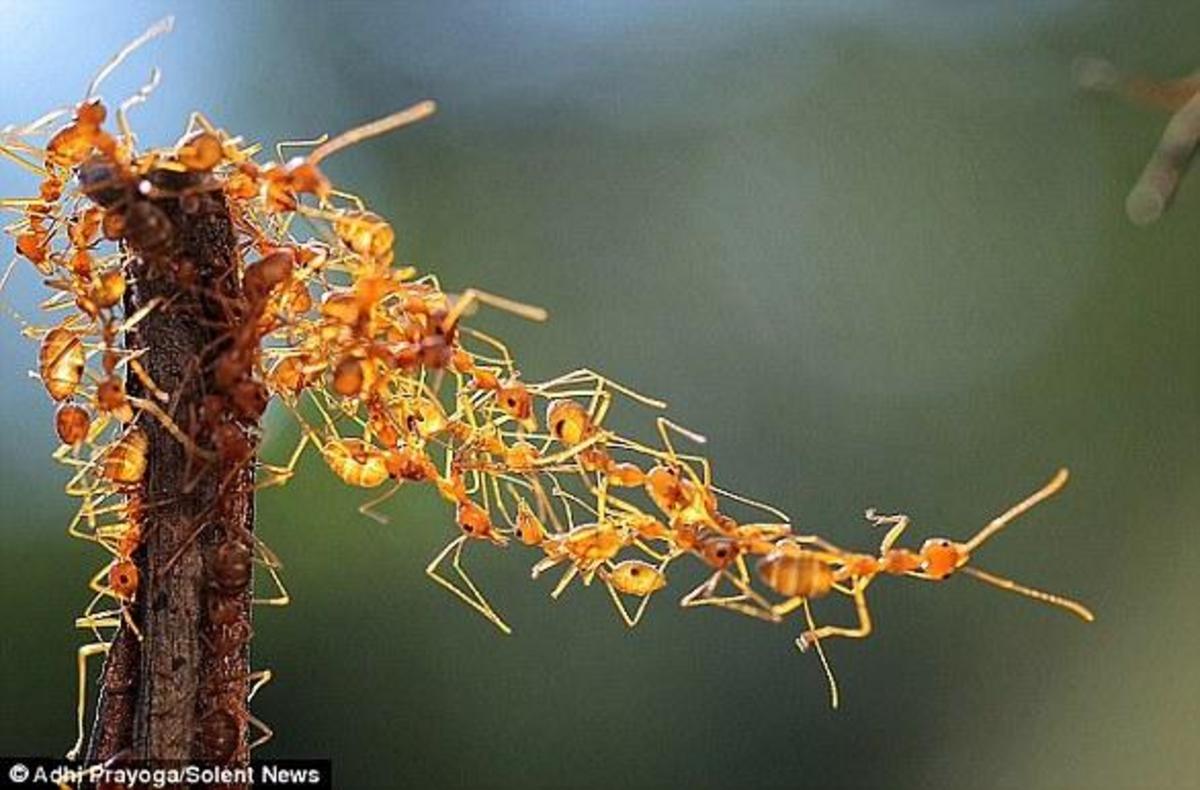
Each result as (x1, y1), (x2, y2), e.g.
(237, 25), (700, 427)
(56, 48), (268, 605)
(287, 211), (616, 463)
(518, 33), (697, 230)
(2, 2), (1197, 788)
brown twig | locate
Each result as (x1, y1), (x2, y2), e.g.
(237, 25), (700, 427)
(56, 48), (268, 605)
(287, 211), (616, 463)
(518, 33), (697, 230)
(84, 168), (257, 785)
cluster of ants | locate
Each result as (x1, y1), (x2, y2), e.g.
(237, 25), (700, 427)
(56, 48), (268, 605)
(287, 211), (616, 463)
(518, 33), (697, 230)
(2, 20), (1093, 760)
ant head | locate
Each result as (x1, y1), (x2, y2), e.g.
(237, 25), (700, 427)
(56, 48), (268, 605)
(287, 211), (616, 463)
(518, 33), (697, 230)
(75, 97), (107, 127)
(699, 536), (740, 570)
(919, 538), (968, 580)
(497, 382), (533, 422)
(54, 402), (91, 446)
(108, 560), (139, 600)
(515, 502), (546, 546)
(645, 465), (685, 514)
(457, 500), (505, 545)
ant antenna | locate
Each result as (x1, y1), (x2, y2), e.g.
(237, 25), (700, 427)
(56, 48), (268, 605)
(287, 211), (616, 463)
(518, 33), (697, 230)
(118, 68), (162, 146)
(307, 100), (437, 165)
(959, 566), (1094, 622)
(87, 16), (175, 100)
(962, 468), (1069, 554)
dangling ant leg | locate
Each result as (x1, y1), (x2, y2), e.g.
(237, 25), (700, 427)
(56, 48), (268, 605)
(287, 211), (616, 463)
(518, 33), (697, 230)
(425, 535), (512, 634)
(797, 580), (873, 650)
(358, 481), (401, 524)
(799, 598), (840, 710)
(67, 640), (112, 760)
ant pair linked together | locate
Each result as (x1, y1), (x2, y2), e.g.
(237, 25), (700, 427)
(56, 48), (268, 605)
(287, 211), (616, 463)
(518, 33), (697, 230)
(0, 18), (1092, 759)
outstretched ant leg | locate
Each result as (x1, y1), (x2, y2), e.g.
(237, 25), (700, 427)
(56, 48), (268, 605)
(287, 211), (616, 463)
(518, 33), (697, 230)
(441, 287), (548, 332)
(425, 535), (512, 634)
(532, 367), (666, 410)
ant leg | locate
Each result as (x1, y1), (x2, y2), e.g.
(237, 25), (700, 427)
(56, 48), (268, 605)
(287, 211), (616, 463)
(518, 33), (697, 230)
(131, 397), (215, 461)
(797, 581), (873, 650)
(712, 485), (793, 524)
(604, 578), (641, 628)
(247, 713), (275, 751)
(460, 327), (518, 376)
(252, 544), (291, 608)
(441, 288), (548, 331)
(550, 565), (580, 599)
(532, 368), (666, 410)
(865, 509), (911, 553)
(961, 468), (1070, 554)
(799, 598), (840, 710)
(128, 357), (168, 403)
(257, 433), (312, 490)
(959, 565), (1095, 622)
(425, 536), (512, 634)
(790, 534), (850, 555)
(530, 553), (565, 580)
(67, 641), (110, 760)
(358, 482), (401, 525)
(248, 668), (273, 700)
(680, 569), (781, 623)
(655, 417), (707, 464)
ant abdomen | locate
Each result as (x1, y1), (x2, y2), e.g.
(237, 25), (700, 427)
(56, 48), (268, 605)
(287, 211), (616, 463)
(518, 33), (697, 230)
(211, 540), (253, 595)
(120, 200), (174, 254)
(757, 551), (835, 599)
(198, 708), (240, 763)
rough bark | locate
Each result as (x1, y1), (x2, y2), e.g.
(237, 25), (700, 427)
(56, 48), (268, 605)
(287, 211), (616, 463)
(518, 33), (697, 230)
(84, 168), (256, 785)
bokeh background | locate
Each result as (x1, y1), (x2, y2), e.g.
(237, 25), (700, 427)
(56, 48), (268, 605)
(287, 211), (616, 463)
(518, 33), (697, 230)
(2, 2), (1198, 788)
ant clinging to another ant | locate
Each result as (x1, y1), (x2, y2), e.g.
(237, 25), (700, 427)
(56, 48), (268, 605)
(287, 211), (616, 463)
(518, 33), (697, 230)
(1, 17), (1096, 754)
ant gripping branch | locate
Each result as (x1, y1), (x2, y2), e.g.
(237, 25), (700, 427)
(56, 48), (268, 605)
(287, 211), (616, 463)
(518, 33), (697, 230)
(0, 19), (1098, 762)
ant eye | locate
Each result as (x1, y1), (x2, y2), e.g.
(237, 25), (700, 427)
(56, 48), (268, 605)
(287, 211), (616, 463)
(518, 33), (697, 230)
(629, 566), (640, 576)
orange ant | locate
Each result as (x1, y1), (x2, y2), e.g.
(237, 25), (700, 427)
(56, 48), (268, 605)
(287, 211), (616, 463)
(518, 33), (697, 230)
(738, 471), (1092, 700)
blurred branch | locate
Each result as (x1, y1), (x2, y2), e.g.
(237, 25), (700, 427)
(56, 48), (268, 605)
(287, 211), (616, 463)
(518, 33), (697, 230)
(1126, 88), (1200, 224)
(1074, 56), (1200, 224)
